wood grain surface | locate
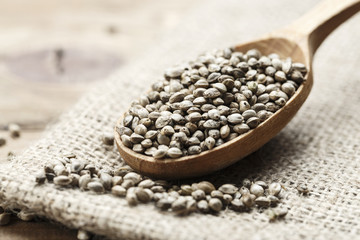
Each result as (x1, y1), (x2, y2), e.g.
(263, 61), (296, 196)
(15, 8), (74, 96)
(0, 0), (196, 239)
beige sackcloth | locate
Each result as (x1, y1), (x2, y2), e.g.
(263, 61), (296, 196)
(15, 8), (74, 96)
(0, 0), (359, 239)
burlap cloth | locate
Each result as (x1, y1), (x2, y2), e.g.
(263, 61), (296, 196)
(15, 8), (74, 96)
(1, 0), (359, 239)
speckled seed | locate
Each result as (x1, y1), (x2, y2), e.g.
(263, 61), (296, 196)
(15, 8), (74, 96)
(192, 189), (206, 201)
(138, 179), (155, 188)
(8, 123), (21, 138)
(211, 190), (224, 199)
(230, 199), (246, 212)
(204, 137), (215, 150)
(121, 135), (133, 148)
(121, 179), (135, 189)
(296, 183), (309, 194)
(255, 181), (268, 189)
(255, 196), (271, 207)
(203, 88), (221, 99)
(218, 184), (238, 194)
(135, 188), (152, 203)
(250, 184), (264, 197)
(188, 146), (201, 155)
(209, 198), (223, 212)
(153, 149), (167, 159)
(241, 194), (254, 208)
(269, 182), (282, 196)
(227, 113), (243, 124)
(88, 181), (105, 193)
(233, 124), (250, 134)
(179, 185), (194, 195)
(79, 174), (91, 190)
(222, 194), (233, 205)
(100, 173), (112, 190)
(268, 195), (280, 206)
(124, 172), (142, 184)
(194, 181), (215, 194)
(112, 176), (123, 186)
(167, 147), (183, 158)
(35, 171), (46, 184)
(111, 185), (127, 197)
(54, 176), (72, 186)
(126, 188), (138, 206)
(246, 117), (260, 129)
(130, 133), (144, 144)
(197, 200), (209, 213)
(171, 197), (187, 215)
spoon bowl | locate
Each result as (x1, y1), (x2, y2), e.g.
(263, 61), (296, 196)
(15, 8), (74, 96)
(115, 0), (360, 179)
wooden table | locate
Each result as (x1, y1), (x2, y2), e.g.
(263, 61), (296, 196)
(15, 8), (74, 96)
(0, 0), (195, 238)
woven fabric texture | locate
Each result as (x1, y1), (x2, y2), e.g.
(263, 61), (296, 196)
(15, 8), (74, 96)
(1, 0), (360, 239)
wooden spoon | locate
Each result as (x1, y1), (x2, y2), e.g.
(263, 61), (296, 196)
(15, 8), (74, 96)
(115, 0), (360, 179)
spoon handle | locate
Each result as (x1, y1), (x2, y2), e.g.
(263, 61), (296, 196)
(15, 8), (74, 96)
(286, 0), (360, 55)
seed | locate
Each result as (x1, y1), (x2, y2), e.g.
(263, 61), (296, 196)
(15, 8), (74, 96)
(275, 97), (287, 106)
(0, 137), (6, 147)
(230, 199), (246, 212)
(209, 198), (223, 212)
(250, 184), (264, 197)
(241, 194), (254, 208)
(239, 101), (250, 113)
(166, 147), (182, 158)
(54, 164), (67, 176)
(188, 145), (201, 155)
(269, 182), (282, 196)
(135, 188), (152, 203)
(54, 176), (72, 186)
(138, 179), (155, 188)
(112, 185), (127, 197)
(246, 117), (260, 129)
(99, 172), (112, 190)
(297, 183), (309, 195)
(171, 197), (187, 215)
(35, 171), (46, 184)
(274, 71), (287, 82)
(79, 174), (91, 190)
(71, 160), (84, 173)
(242, 110), (256, 121)
(197, 200), (209, 213)
(222, 194), (233, 205)
(219, 184), (238, 194)
(268, 195), (280, 206)
(227, 113), (243, 124)
(88, 181), (105, 193)
(179, 185), (193, 195)
(123, 172), (142, 184)
(156, 198), (173, 210)
(255, 196), (271, 207)
(202, 135), (215, 149)
(8, 123), (21, 138)
(255, 181), (268, 189)
(210, 190), (224, 199)
(233, 124), (250, 134)
(112, 176), (123, 186)
(203, 88), (221, 99)
(126, 187), (138, 206)
(153, 149), (167, 159)
(191, 189), (206, 201)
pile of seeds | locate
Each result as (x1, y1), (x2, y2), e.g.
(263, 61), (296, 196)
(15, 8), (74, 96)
(35, 153), (288, 217)
(117, 48), (307, 158)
